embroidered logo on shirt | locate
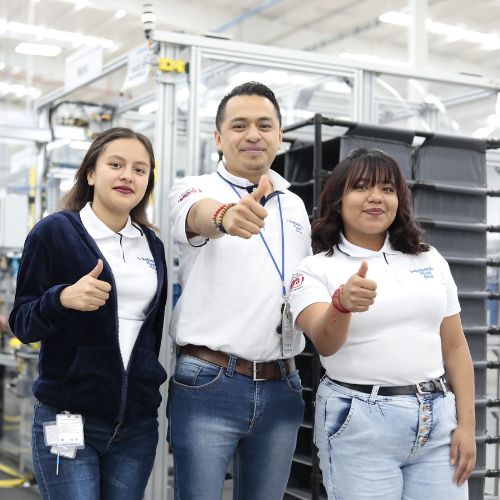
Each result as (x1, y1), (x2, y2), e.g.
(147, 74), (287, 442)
(410, 266), (434, 279)
(286, 218), (304, 235)
(178, 188), (202, 203)
(290, 273), (304, 290)
(137, 256), (156, 271)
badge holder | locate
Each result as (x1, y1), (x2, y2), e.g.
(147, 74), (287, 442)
(279, 297), (298, 358)
(43, 412), (85, 475)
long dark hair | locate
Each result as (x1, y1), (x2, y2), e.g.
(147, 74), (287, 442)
(62, 127), (156, 228)
(312, 148), (428, 255)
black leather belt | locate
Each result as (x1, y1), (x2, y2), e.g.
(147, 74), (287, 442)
(180, 344), (295, 381)
(331, 377), (450, 396)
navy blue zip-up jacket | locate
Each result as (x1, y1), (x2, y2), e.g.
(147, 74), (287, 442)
(9, 210), (168, 426)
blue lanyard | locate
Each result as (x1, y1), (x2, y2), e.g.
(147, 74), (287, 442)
(222, 178), (286, 297)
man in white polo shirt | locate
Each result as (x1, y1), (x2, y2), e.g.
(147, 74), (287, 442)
(167, 81), (311, 500)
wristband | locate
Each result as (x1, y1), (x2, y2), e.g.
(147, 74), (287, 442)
(331, 285), (351, 321)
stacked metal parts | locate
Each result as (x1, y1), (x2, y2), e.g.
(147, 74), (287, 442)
(413, 136), (500, 499)
(273, 116), (500, 500)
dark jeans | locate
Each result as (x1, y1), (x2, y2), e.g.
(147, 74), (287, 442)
(32, 402), (158, 500)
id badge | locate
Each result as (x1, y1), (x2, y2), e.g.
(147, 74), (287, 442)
(281, 299), (295, 358)
(56, 413), (85, 448)
(51, 445), (77, 458)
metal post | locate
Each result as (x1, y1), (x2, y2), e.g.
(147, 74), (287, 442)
(186, 46), (201, 176)
(353, 69), (376, 123)
(143, 39), (179, 500)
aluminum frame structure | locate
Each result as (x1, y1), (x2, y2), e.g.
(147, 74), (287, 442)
(29, 30), (500, 500)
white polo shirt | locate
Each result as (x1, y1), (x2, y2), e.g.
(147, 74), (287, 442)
(289, 233), (461, 385)
(80, 203), (157, 368)
(168, 164), (311, 361)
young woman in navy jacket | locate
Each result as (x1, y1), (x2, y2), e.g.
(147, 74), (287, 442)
(9, 127), (168, 500)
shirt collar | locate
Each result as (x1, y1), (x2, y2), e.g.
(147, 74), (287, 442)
(337, 232), (400, 257)
(217, 162), (290, 192)
(80, 203), (143, 240)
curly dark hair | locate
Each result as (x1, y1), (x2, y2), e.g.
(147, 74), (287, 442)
(312, 148), (429, 256)
(61, 127), (156, 229)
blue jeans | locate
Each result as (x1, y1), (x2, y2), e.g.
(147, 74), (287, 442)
(314, 377), (468, 500)
(167, 354), (305, 500)
(32, 402), (158, 500)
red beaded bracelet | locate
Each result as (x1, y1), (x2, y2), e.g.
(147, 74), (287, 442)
(212, 204), (226, 231)
(331, 285), (351, 321)
(212, 203), (236, 233)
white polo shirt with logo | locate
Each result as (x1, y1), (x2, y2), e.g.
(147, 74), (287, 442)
(289, 233), (461, 385)
(168, 163), (311, 361)
(80, 203), (157, 368)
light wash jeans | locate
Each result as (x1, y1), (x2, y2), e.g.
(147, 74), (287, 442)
(314, 376), (468, 500)
(167, 353), (305, 500)
(32, 402), (158, 500)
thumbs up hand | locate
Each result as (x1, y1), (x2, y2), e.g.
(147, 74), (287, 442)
(340, 261), (377, 313)
(60, 259), (112, 311)
(221, 175), (270, 239)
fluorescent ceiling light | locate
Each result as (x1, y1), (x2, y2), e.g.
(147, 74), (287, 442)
(379, 11), (500, 51)
(0, 81), (41, 99)
(15, 42), (61, 57)
(2, 19), (113, 49)
(339, 52), (409, 68)
(115, 9), (127, 19)
(26, 86), (41, 99)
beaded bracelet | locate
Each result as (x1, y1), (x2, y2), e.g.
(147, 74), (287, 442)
(331, 285), (351, 321)
(212, 203), (236, 233)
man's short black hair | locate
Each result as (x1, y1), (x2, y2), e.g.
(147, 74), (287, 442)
(215, 81), (282, 131)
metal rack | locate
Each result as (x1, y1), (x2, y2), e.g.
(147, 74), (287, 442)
(274, 113), (500, 500)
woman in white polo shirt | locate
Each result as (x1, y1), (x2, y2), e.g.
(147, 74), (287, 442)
(289, 148), (476, 500)
(9, 127), (167, 500)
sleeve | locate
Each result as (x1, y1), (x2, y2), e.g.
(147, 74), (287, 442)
(168, 176), (208, 247)
(8, 229), (73, 344)
(432, 248), (461, 317)
(289, 256), (331, 330)
(302, 207), (313, 258)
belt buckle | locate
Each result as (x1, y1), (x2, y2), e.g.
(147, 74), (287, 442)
(438, 377), (448, 394)
(252, 362), (266, 382)
(415, 382), (425, 394)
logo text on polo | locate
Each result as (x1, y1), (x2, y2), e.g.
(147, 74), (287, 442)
(138, 256), (156, 271)
(410, 266), (434, 278)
